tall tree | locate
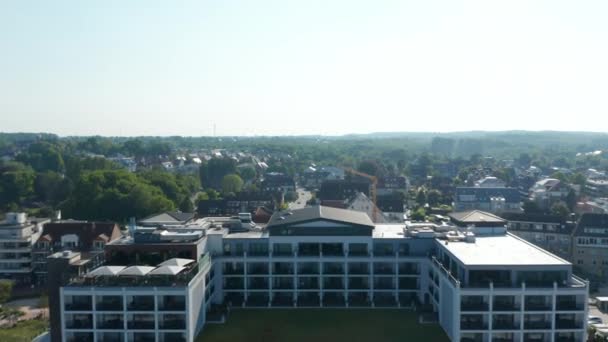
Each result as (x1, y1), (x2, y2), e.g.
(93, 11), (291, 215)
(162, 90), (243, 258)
(221, 174), (244, 194)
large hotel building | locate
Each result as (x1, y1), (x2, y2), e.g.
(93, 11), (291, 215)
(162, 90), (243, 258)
(50, 206), (588, 342)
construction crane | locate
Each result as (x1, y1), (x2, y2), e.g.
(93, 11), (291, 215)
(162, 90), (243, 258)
(344, 168), (378, 222)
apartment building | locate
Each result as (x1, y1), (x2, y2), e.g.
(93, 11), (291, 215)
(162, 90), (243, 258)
(454, 187), (522, 214)
(32, 221), (121, 285)
(502, 213), (574, 260)
(0, 212), (49, 284)
(572, 213), (608, 278)
(52, 206), (587, 342)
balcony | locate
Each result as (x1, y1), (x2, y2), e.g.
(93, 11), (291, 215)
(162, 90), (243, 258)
(223, 265), (244, 275)
(298, 263), (320, 275)
(348, 263), (369, 275)
(272, 278), (294, 290)
(224, 278), (244, 290)
(556, 301), (583, 311)
(66, 318), (93, 329)
(159, 296), (185, 311)
(348, 278), (369, 290)
(461, 302), (489, 312)
(555, 320), (582, 330)
(128, 319), (155, 330)
(374, 279), (395, 290)
(323, 278), (344, 290)
(65, 301), (92, 311)
(398, 263), (419, 275)
(273, 263), (294, 275)
(524, 320), (552, 330)
(96, 297), (123, 311)
(460, 321), (488, 330)
(248, 278), (269, 290)
(97, 317), (124, 329)
(493, 320), (519, 330)
(493, 299), (520, 312)
(159, 318), (186, 330)
(298, 277), (319, 290)
(247, 264), (269, 275)
(374, 264), (395, 275)
(160, 332), (186, 342)
(323, 263), (344, 275)
(128, 296), (155, 311)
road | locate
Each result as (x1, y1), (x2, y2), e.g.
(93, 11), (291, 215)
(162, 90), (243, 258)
(288, 187), (312, 210)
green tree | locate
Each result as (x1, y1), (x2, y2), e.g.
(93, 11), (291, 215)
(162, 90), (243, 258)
(0, 165), (35, 209)
(415, 189), (427, 207)
(551, 201), (571, 219)
(523, 201), (542, 214)
(238, 166), (257, 182)
(221, 174), (244, 194)
(410, 208), (426, 221)
(427, 190), (442, 207)
(0, 279), (13, 304)
(34, 171), (71, 205)
(15, 142), (65, 173)
(358, 160), (380, 177)
(199, 158), (237, 189)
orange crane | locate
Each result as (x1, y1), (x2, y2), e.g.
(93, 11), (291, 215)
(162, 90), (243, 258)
(344, 168), (378, 222)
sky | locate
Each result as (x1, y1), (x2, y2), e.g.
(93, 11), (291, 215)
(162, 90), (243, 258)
(1, 0), (608, 137)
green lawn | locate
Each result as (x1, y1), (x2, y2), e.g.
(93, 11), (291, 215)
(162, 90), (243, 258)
(0, 319), (48, 342)
(197, 309), (449, 342)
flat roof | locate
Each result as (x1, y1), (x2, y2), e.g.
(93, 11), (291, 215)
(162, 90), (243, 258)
(373, 224), (406, 239)
(439, 233), (570, 266)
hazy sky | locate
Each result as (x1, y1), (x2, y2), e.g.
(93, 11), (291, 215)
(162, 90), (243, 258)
(1, 1), (607, 136)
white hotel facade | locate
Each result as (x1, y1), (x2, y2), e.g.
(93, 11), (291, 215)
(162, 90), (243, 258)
(56, 207), (588, 342)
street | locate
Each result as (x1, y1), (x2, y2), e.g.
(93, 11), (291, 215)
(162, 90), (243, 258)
(288, 187), (312, 210)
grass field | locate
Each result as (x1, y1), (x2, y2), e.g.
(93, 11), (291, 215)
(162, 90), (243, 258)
(197, 309), (449, 342)
(0, 318), (48, 342)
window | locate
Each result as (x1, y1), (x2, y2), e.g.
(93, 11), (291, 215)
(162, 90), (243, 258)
(94, 241), (105, 250)
(577, 260), (583, 265)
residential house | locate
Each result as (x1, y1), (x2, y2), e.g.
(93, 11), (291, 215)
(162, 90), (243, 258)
(529, 178), (570, 210)
(501, 213), (574, 260)
(318, 179), (371, 201)
(261, 172), (296, 194)
(572, 213), (608, 278)
(377, 175), (409, 196)
(474, 176), (506, 188)
(197, 192), (276, 217)
(453, 187), (522, 214)
(32, 220), (121, 285)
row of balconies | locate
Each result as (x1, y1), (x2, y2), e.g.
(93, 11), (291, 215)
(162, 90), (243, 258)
(65, 313), (186, 330)
(460, 315), (585, 331)
(224, 242), (412, 258)
(65, 331), (186, 342)
(223, 276), (419, 290)
(460, 332), (582, 342)
(461, 295), (585, 312)
(223, 291), (418, 307)
(64, 295), (185, 312)
(223, 262), (419, 276)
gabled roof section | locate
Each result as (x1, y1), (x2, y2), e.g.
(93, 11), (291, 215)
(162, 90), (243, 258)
(574, 213), (608, 237)
(40, 221), (121, 250)
(449, 210), (506, 224)
(267, 206), (374, 229)
(138, 211), (194, 225)
(455, 187), (521, 202)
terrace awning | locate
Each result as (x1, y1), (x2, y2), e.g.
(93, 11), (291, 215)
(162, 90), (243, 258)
(119, 266), (156, 276)
(86, 266), (126, 277)
(149, 265), (186, 276)
(158, 258), (195, 267)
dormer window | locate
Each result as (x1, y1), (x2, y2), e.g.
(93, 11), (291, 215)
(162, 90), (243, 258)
(61, 234), (79, 249)
(94, 241), (105, 250)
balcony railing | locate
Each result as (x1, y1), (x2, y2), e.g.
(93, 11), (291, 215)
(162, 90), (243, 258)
(493, 321), (519, 330)
(460, 322), (488, 330)
(128, 320), (155, 330)
(97, 319), (124, 329)
(555, 320), (582, 329)
(128, 300), (154, 311)
(96, 301), (123, 311)
(65, 302), (92, 311)
(556, 302), (583, 311)
(523, 321), (552, 330)
(525, 302), (552, 311)
(160, 319), (186, 330)
(66, 319), (93, 329)
(461, 302), (489, 311)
